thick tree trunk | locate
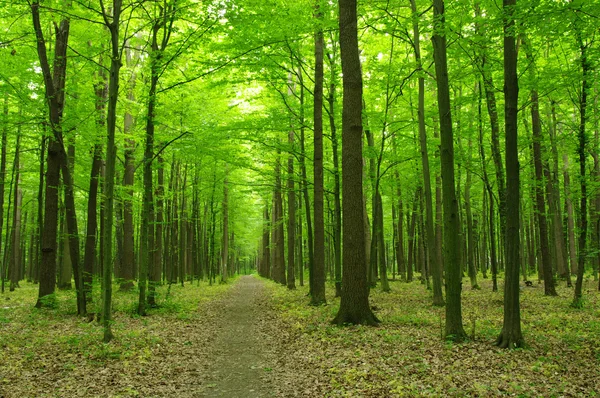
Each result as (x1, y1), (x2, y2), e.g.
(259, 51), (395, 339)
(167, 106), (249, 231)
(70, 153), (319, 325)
(0, 95), (7, 293)
(333, 0), (378, 326)
(31, 3), (71, 310)
(221, 166), (229, 283)
(432, 0), (466, 341)
(496, 0), (523, 348)
(272, 152), (286, 285)
(326, 54), (343, 297)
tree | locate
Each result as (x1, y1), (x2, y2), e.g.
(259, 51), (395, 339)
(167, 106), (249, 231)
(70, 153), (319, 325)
(432, 0), (466, 341)
(409, 0), (444, 306)
(311, 0), (326, 305)
(100, 0), (124, 342)
(332, 0), (378, 326)
(496, 0), (523, 349)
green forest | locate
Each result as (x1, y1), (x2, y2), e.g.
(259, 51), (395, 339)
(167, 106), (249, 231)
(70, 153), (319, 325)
(1, 0), (599, 396)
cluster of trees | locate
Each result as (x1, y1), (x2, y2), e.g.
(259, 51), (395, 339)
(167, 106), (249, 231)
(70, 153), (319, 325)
(0, 0), (598, 346)
(252, 0), (598, 349)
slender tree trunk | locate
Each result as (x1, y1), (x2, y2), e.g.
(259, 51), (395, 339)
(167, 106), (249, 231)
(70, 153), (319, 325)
(312, 4), (326, 303)
(121, 45), (136, 292)
(0, 96), (8, 293)
(572, 33), (590, 308)
(531, 89), (557, 296)
(9, 133), (21, 291)
(221, 166), (229, 283)
(410, 0), (443, 305)
(496, 0), (523, 348)
(100, 0), (124, 341)
(287, 121), (296, 290)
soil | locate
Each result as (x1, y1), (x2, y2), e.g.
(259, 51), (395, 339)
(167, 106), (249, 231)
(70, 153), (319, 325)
(198, 275), (284, 397)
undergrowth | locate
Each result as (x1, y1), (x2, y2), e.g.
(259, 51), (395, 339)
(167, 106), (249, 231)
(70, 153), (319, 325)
(264, 274), (600, 397)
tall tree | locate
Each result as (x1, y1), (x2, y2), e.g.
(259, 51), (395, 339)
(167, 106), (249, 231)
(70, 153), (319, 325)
(332, 0), (378, 326)
(100, 0), (124, 342)
(409, 0), (443, 306)
(31, 1), (82, 311)
(496, 0), (524, 349)
(312, 0), (326, 305)
(432, 0), (466, 341)
(572, 17), (591, 308)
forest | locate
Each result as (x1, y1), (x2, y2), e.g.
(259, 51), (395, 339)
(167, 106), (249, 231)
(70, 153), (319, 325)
(0, 0), (599, 396)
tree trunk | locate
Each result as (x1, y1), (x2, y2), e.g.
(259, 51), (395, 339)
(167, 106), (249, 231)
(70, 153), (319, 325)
(432, 0), (466, 341)
(121, 44), (137, 292)
(496, 0), (524, 348)
(0, 95), (7, 293)
(83, 57), (105, 304)
(221, 166), (229, 283)
(101, 0), (124, 341)
(9, 132), (21, 291)
(312, 5), (326, 303)
(410, 0), (443, 306)
(272, 151), (286, 285)
(531, 89), (557, 296)
(332, 0), (378, 326)
(287, 119), (296, 290)
(572, 33), (590, 308)
(31, 3), (70, 310)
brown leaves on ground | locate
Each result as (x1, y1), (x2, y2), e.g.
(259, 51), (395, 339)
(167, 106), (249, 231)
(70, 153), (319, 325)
(1, 276), (599, 397)
(265, 277), (600, 397)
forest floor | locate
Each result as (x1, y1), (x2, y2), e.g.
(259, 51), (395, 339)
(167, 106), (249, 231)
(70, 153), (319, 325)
(0, 275), (318, 398)
(1, 274), (600, 397)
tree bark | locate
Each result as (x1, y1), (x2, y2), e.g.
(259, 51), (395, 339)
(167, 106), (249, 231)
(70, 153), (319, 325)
(496, 0), (524, 348)
(432, 0), (466, 341)
(410, 0), (443, 305)
(100, 0), (124, 341)
(312, 4), (326, 303)
(572, 32), (590, 308)
(332, 0), (378, 326)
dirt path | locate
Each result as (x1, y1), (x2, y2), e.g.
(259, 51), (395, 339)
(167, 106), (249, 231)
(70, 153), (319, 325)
(0, 275), (315, 398)
(198, 275), (280, 397)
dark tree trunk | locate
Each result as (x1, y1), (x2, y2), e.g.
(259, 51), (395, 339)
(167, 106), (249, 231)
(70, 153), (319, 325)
(83, 56), (106, 304)
(531, 89), (557, 296)
(31, 3), (71, 310)
(572, 33), (590, 308)
(496, 0), (523, 348)
(432, 0), (466, 341)
(100, 0), (124, 341)
(312, 5), (326, 304)
(410, 0), (443, 306)
(332, 0), (378, 326)
(0, 96), (7, 293)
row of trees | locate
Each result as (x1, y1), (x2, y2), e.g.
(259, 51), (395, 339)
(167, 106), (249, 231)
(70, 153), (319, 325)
(0, 0), (598, 347)
(252, 0), (598, 349)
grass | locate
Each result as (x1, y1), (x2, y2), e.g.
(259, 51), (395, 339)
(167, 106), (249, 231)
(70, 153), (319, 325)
(0, 276), (237, 397)
(264, 273), (600, 397)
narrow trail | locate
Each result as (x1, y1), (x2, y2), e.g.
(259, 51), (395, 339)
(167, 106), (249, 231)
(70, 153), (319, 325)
(199, 275), (279, 397)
